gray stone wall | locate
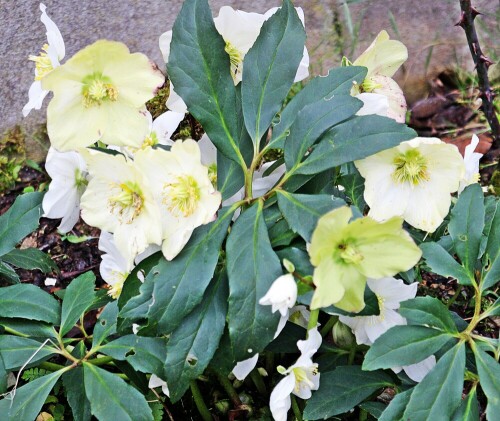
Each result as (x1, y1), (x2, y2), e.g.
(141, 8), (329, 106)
(1, 0), (497, 158)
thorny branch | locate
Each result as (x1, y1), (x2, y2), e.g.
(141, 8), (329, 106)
(456, 0), (499, 150)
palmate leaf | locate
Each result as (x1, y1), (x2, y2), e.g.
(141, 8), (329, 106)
(241, 0), (305, 144)
(403, 342), (465, 421)
(60, 271), (96, 336)
(145, 206), (233, 334)
(303, 366), (394, 419)
(0, 284), (60, 324)
(277, 191), (345, 242)
(0, 367), (68, 421)
(293, 115), (416, 176)
(269, 66), (368, 149)
(0, 192), (43, 257)
(168, 0), (250, 167)
(363, 326), (455, 370)
(448, 183), (484, 275)
(164, 270), (228, 402)
(227, 201), (282, 360)
(83, 363), (153, 421)
(1, 248), (58, 273)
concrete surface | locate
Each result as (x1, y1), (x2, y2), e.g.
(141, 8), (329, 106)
(0, 0), (498, 159)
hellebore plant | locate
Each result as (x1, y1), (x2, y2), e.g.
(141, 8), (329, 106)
(2, 1), (498, 421)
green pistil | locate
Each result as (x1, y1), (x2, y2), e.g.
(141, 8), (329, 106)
(338, 242), (364, 265)
(82, 73), (118, 107)
(74, 168), (88, 192)
(108, 181), (144, 222)
(392, 149), (430, 185)
(360, 77), (383, 93)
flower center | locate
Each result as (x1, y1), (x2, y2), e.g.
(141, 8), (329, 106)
(392, 149), (430, 185)
(108, 181), (144, 223)
(338, 242), (364, 264)
(29, 44), (54, 81)
(74, 168), (88, 192)
(141, 131), (159, 149)
(107, 271), (127, 299)
(224, 41), (243, 81)
(375, 294), (386, 321)
(163, 175), (201, 217)
(360, 77), (383, 93)
(82, 73), (118, 107)
(208, 163), (217, 188)
(292, 366), (318, 393)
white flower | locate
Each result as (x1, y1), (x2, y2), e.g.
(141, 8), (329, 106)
(339, 277), (417, 346)
(134, 139), (221, 261)
(160, 5), (309, 86)
(458, 134), (482, 194)
(259, 274), (298, 338)
(391, 355), (436, 383)
(23, 3), (65, 117)
(98, 232), (133, 299)
(42, 147), (87, 233)
(339, 277), (436, 382)
(149, 374), (170, 397)
(80, 150), (162, 264)
(232, 354), (259, 381)
(355, 137), (465, 233)
(270, 328), (321, 421)
(351, 30), (408, 123)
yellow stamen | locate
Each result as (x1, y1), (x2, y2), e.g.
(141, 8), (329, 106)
(82, 73), (118, 107)
(108, 181), (144, 223)
(392, 149), (430, 185)
(29, 44), (54, 81)
(224, 41), (243, 81)
(338, 243), (364, 264)
(107, 272), (127, 299)
(163, 175), (201, 217)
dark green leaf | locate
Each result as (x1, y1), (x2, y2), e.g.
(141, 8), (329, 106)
(0, 284), (60, 324)
(448, 184), (484, 274)
(99, 335), (167, 375)
(83, 363), (153, 421)
(399, 297), (458, 333)
(0, 355), (6, 394)
(227, 201), (282, 360)
(60, 272), (96, 336)
(164, 270), (228, 402)
(473, 344), (500, 419)
(265, 322), (306, 353)
(0, 318), (57, 339)
(0, 261), (19, 284)
(0, 336), (56, 370)
(268, 218), (296, 247)
(403, 342), (465, 421)
(303, 366), (394, 419)
(277, 191), (345, 241)
(276, 246), (314, 276)
(1, 248), (58, 273)
(270, 66), (368, 149)
(0, 367), (66, 421)
(209, 328), (236, 377)
(92, 301), (118, 348)
(421, 242), (472, 285)
(360, 401), (386, 419)
(168, 0), (249, 167)
(378, 389), (413, 421)
(283, 95), (361, 170)
(340, 163), (366, 211)
(483, 250), (500, 291)
(483, 297), (500, 317)
(0, 192), (43, 256)
(217, 152), (244, 200)
(63, 367), (92, 421)
(146, 207), (233, 334)
(294, 115), (416, 175)
(242, 0), (305, 143)
(451, 386), (479, 421)
(363, 326), (455, 370)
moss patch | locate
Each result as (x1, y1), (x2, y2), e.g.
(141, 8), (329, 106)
(0, 126), (26, 192)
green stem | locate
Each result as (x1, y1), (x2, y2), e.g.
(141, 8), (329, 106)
(3, 326), (29, 338)
(250, 369), (266, 394)
(464, 284), (482, 335)
(307, 309), (320, 332)
(86, 356), (114, 366)
(320, 316), (338, 337)
(39, 361), (67, 372)
(190, 380), (212, 421)
(359, 408), (368, 421)
(348, 344), (357, 365)
(291, 395), (303, 421)
(214, 370), (242, 407)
